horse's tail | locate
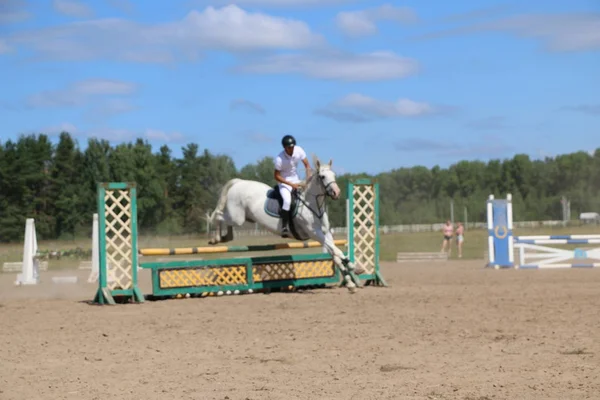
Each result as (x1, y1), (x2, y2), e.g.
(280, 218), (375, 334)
(208, 178), (241, 223)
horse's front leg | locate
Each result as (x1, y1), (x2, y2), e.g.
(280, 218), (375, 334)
(323, 229), (366, 276)
(315, 228), (358, 293)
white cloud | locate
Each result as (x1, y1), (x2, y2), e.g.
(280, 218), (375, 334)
(236, 50), (418, 81)
(43, 122), (79, 135)
(335, 4), (417, 37)
(488, 14), (600, 52)
(313, 108), (370, 123)
(183, 6), (323, 50)
(53, 0), (94, 18)
(41, 124), (186, 143)
(9, 5), (324, 63)
(84, 98), (137, 121)
(27, 79), (137, 108)
(412, 13), (600, 52)
(316, 93), (434, 122)
(144, 129), (185, 143)
(337, 93), (433, 117)
(230, 99), (266, 114)
(86, 128), (137, 141)
(99, 98), (136, 113)
(73, 79), (136, 95)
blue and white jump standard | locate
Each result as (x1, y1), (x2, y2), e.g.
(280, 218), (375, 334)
(486, 194), (600, 269)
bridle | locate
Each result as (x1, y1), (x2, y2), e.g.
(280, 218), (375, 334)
(294, 167), (336, 219)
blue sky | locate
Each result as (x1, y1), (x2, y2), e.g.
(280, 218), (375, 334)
(0, 0), (598, 174)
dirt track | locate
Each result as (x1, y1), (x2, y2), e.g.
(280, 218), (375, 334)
(1, 260), (599, 400)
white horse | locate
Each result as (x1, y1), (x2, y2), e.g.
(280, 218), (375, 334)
(207, 156), (364, 293)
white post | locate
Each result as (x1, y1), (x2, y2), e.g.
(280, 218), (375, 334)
(88, 213), (99, 283)
(507, 193), (514, 264)
(15, 218), (39, 285)
(519, 245), (525, 267)
(345, 198), (350, 254)
(487, 195), (494, 263)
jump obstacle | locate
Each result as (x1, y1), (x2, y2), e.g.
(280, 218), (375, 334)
(138, 240), (348, 256)
(89, 220), (345, 281)
(486, 194), (600, 269)
(93, 179), (386, 304)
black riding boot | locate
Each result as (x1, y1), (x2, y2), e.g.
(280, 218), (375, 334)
(280, 209), (290, 238)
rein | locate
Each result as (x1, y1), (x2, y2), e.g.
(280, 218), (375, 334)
(294, 170), (331, 219)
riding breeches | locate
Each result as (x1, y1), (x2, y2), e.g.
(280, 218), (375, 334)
(278, 183), (293, 211)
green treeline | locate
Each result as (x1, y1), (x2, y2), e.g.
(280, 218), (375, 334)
(1, 132), (599, 242)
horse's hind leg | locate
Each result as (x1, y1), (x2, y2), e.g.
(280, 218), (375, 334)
(208, 185), (250, 245)
(217, 198), (252, 244)
(208, 218), (223, 245)
(222, 225), (234, 242)
(208, 211), (234, 245)
(213, 212), (235, 244)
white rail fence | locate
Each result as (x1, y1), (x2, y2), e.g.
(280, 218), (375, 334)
(214, 219), (583, 237)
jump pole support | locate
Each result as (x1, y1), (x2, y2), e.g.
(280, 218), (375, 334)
(486, 194), (514, 268)
(346, 178), (386, 287)
(93, 182), (144, 305)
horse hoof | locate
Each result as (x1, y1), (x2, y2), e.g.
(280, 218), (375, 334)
(352, 265), (366, 275)
(344, 277), (357, 294)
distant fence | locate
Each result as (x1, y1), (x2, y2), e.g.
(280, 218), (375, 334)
(210, 219), (585, 238)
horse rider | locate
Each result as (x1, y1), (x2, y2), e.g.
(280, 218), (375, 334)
(274, 134), (311, 237)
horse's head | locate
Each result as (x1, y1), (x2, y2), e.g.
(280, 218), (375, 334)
(313, 157), (341, 200)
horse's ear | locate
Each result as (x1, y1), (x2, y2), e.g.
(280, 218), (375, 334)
(329, 159), (332, 166)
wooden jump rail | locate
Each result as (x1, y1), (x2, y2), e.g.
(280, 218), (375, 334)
(396, 252), (449, 262)
(139, 240), (347, 256)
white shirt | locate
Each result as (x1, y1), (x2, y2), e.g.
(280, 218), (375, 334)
(274, 145), (307, 182)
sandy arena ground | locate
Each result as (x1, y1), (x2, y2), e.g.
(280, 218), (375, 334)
(1, 260), (599, 400)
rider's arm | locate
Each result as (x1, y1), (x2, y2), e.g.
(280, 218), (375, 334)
(274, 169), (296, 187)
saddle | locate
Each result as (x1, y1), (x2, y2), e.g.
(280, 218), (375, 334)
(264, 184), (299, 218)
(264, 185), (309, 241)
